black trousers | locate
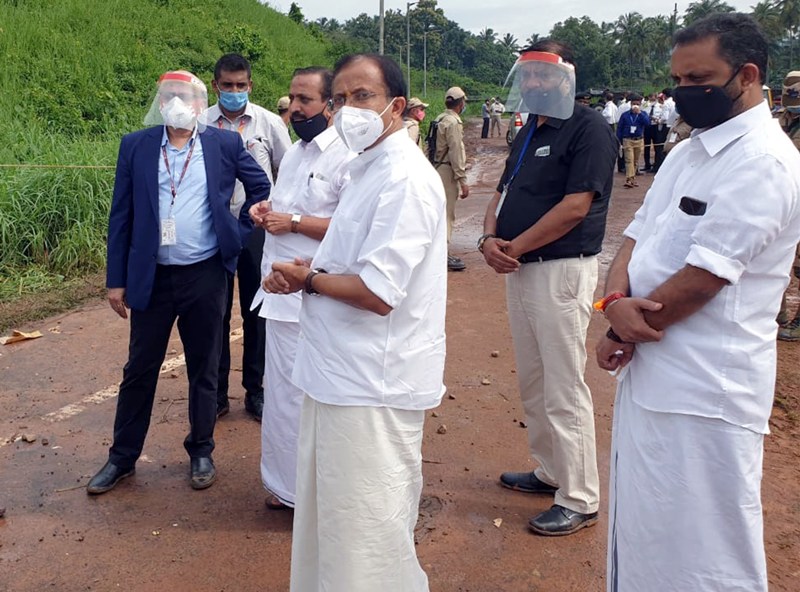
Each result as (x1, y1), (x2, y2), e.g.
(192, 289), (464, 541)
(218, 226), (265, 404)
(481, 117), (490, 139)
(644, 124), (668, 171)
(108, 254), (227, 469)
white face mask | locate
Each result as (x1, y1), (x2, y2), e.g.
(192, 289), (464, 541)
(160, 97), (198, 130)
(333, 99), (396, 153)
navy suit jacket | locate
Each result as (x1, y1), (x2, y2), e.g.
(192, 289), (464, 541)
(106, 125), (271, 311)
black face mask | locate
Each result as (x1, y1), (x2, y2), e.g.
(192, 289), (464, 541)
(673, 67), (743, 129)
(291, 110), (329, 142)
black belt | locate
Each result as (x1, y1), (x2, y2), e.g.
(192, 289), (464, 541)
(518, 253), (591, 264)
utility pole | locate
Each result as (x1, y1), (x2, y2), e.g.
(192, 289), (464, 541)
(406, 2), (418, 92)
(423, 26), (439, 98)
(379, 0), (385, 54)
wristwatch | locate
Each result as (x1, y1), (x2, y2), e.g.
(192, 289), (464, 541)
(291, 213), (302, 233)
(304, 268), (327, 295)
(477, 233), (496, 253)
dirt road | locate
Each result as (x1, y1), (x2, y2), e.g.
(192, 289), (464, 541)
(1, 120), (798, 591)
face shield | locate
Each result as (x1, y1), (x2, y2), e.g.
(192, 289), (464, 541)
(143, 70), (208, 131)
(504, 51), (576, 120)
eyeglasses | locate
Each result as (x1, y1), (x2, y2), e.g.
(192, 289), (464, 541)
(161, 91), (198, 102)
(331, 91), (390, 110)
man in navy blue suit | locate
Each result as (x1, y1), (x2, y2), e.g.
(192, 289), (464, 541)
(87, 70), (271, 494)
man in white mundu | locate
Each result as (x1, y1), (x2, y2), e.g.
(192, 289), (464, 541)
(263, 53), (447, 592)
(596, 14), (800, 591)
(249, 66), (353, 509)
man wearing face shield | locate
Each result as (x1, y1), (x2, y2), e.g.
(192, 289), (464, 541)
(262, 54), (446, 592)
(596, 14), (800, 590)
(203, 53), (292, 422)
(88, 71), (271, 495)
(777, 71), (800, 341)
(247, 66), (355, 510)
(480, 40), (617, 536)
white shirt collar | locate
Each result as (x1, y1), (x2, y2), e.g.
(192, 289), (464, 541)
(309, 124), (340, 151)
(692, 100), (770, 158)
(350, 127), (407, 172)
(205, 101), (254, 124)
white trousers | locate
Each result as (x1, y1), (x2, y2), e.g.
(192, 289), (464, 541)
(608, 378), (767, 592)
(290, 396), (429, 592)
(505, 256), (600, 513)
(261, 319), (303, 506)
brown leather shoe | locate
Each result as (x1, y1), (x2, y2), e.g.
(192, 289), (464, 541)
(528, 504), (598, 536)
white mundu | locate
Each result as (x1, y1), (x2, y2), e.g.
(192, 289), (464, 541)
(253, 125), (353, 507)
(290, 129), (447, 592)
(609, 101), (800, 591)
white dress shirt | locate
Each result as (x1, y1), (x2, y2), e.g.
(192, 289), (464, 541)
(253, 126), (354, 322)
(292, 129), (448, 410)
(602, 101), (618, 125)
(664, 97), (678, 127)
(622, 100), (800, 433)
(615, 100), (630, 124)
(202, 101), (291, 216)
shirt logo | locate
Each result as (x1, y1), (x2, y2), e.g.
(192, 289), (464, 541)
(534, 146), (551, 157)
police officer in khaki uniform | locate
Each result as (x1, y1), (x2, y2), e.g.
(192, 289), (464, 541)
(433, 86), (470, 271)
(778, 70), (800, 341)
(403, 96), (428, 147)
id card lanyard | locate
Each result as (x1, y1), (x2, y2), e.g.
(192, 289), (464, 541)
(160, 140), (195, 246)
(495, 122), (538, 217)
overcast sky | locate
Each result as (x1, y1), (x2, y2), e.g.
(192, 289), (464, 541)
(269, 0), (757, 48)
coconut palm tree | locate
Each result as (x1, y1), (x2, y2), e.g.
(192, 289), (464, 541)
(683, 0), (735, 26)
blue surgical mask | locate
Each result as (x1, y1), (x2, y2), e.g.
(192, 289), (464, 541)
(218, 90), (248, 112)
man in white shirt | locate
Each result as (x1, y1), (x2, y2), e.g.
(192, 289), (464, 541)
(596, 14), (800, 591)
(491, 98), (505, 137)
(203, 53), (292, 421)
(248, 66), (354, 510)
(601, 92), (618, 127)
(643, 92), (668, 172)
(263, 53), (447, 592)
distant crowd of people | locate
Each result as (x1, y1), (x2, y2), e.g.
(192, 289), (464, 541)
(83, 11), (798, 592)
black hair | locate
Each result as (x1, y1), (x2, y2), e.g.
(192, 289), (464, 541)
(214, 53), (251, 80)
(520, 38), (575, 67)
(445, 97), (464, 110)
(673, 13), (768, 84)
(629, 94), (643, 102)
(333, 54), (407, 99)
(661, 88), (672, 98)
(292, 66), (334, 100)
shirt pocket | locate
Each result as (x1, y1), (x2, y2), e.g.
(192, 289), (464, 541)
(666, 207), (702, 266)
(305, 176), (336, 216)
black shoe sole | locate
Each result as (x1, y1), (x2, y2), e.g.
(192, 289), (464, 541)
(528, 514), (598, 537)
(86, 469), (135, 495)
(216, 405), (230, 418)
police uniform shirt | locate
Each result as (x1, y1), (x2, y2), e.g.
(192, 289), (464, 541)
(495, 104), (617, 261)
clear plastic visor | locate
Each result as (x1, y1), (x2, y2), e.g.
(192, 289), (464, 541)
(144, 72), (208, 129)
(504, 51), (576, 120)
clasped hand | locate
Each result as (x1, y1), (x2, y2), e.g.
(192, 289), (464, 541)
(263, 258), (311, 294)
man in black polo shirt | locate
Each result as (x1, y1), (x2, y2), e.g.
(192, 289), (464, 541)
(478, 39), (617, 536)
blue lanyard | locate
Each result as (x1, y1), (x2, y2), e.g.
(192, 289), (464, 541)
(506, 122), (538, 189)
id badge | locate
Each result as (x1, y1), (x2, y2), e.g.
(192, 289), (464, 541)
(495, 185), (508, 218)
(669, 132), (678, 143)
(630, 125), (637, 133)
(160, 218), (177, 246)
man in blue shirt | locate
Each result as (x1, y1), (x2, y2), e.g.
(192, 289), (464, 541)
(617, 94), (650, 188)
(87, 70), (271, 495)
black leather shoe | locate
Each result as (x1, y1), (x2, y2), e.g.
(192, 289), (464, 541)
(86, 461), (135, 495)
(528, 504), (598, 536)
(447, 255), (466, 271)
(499, 470), (558, 494)
(190, 456), (216, 490)
(216, 398), (230, 418)
(244, 393), (263, 422)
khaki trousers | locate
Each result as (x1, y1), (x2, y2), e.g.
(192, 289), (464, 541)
(505, 256), (600, 514)
(436, 164), (459, 242)
(623, 137), (644, 180)
(290, 396), (429, 592)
